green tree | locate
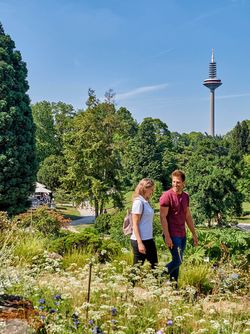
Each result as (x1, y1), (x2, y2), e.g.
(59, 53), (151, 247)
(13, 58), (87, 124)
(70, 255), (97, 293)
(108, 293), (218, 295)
(117, 107), (138, 138)
(32, 101), (58, 163)
(52, 101), (75, 150)
(116, 107), (138, 187)
(151, 180), (164, 205)
(225, 120), (250, 202)
(228, 120), (250, 156)
(237, 154), (250, 202)
(37, 155), (66, 191)
(170, 131), (205, 170)
(186, 137), (243, 226)
(130, 119), (162, 183)
(128, 118), (171, 185)
(32, 101), (75, 163)
(0, 23), (37, 215)
(63, 90), (124, 216)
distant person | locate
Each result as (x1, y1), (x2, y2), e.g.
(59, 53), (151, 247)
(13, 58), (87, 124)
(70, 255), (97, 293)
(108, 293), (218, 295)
(130, 178), (158, 269)
(51, 198), (55, 208)
(160, 170), (198, 285)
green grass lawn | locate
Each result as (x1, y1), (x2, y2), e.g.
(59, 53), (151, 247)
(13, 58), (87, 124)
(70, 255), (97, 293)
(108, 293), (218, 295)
(238, 201), (250, 224)
(74, 224), (95, 232)
(102, 190), (133, 214)
(243, 201), (250, 213)
(123, 190), (133, 210)
(55, 205), (81, 220)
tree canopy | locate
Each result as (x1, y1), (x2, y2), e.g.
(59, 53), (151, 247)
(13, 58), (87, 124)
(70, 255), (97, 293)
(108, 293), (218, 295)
(32, 101), (75, 163)
(186, 137), (243, 225)
(0, 22), (37, 215)
(63, 90), (126, 216)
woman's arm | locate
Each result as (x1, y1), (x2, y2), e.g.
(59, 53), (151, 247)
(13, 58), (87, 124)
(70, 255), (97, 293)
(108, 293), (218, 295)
(132, 213), (146, 254)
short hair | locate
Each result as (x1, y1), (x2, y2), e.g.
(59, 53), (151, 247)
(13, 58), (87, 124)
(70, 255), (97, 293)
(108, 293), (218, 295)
(133, 178), (154, 200)
(171, 169), (185, 182)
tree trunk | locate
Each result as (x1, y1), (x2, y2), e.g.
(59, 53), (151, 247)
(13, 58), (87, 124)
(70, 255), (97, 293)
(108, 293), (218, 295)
(99, 199), (104, 215)
(94, 200), (99, 218)
(217, 213), (223, 227)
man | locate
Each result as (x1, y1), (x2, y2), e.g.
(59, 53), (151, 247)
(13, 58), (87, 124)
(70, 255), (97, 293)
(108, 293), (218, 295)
(160, 169), (198, 285)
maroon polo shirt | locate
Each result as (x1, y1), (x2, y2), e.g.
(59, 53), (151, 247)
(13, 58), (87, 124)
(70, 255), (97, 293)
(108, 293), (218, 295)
(159, 189), (189, 237)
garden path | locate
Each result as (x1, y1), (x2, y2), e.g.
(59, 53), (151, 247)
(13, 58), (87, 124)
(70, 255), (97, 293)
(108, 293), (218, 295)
(237, 223), (250, 232)
(70, 205), (95, 226)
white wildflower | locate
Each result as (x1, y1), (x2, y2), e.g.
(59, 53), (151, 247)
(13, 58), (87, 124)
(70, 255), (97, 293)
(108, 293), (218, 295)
(210, 320), (220, 330)
(197, 319), (206, 324)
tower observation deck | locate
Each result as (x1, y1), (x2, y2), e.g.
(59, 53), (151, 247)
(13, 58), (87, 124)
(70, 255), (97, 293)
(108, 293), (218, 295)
(203, 49), (222, 136)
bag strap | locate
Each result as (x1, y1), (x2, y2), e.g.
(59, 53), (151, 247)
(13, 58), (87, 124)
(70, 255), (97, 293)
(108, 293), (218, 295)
(134, 199), (144, 223)
(132, 197), (145, 222)
(140, 201), (144, 222)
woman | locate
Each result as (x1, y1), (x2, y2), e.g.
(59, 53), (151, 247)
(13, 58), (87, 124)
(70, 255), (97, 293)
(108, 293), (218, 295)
(130, 178), (158, 269)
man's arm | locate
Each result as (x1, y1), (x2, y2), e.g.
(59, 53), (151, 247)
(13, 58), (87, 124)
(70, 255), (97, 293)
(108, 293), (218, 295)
(185, 207), (198, 246)
(160, 206), (173, 248)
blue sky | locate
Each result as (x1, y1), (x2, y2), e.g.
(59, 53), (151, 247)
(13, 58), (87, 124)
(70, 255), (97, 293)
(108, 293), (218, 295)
(1, 0), (249, 134)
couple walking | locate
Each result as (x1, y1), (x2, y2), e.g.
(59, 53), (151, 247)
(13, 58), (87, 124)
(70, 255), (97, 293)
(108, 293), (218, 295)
(130, 169), (198, 285)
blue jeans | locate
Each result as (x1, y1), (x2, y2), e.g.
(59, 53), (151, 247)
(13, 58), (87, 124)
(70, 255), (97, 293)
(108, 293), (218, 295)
(165, 236), (186, 282)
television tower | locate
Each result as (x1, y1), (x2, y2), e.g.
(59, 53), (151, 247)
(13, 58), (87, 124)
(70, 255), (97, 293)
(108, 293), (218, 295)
(203, 49), (222, 136)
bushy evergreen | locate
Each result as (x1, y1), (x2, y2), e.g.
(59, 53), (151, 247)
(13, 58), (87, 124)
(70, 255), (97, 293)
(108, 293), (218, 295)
(14, 206), (70, 236)
(0, 23), (37, 214)
(50, 228), (121, 262)
(94, 213), (112, 234)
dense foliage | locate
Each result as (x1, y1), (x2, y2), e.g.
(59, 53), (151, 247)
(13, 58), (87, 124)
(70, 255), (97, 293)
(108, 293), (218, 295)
(0, 210), (249, 333)
(31, 86), (249, 223)
(49, 228), (121, 262)
(32, 101), (75, 164)
(14, 206), (70, 236)
(0, 23), (37, 215)
(185, 136), (243, 224)
(62, 90), (127, 216)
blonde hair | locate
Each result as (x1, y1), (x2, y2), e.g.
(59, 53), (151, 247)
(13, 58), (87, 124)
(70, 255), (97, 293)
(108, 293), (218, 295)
(132, 178), (154, 200)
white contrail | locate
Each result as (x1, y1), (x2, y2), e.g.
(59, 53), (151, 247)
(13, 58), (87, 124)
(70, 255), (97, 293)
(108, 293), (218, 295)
(217, 92), (250, 99)
(116, 84), (168, 100)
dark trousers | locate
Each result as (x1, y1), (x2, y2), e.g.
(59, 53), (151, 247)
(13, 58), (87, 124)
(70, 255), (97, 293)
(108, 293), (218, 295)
(165, 236), (186, 282)
(131, 239), (158, 269)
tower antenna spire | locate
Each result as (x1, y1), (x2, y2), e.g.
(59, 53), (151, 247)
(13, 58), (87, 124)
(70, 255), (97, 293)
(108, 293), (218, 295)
(203, 49), (222, 136)
(211, 48), (214, 63)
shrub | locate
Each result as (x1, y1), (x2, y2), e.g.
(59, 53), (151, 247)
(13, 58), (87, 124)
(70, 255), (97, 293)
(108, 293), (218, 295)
(0, 211), (11, 231)
(196, 228), (250, 261)
(109, 209), (162, 248)
(62, 249), (90, 269)
(50, 229), (121, 263)
(94, 213), (111, 233)
(184, 245), (206, 264)
(153, 214), (162, 237)
(0, 212), (19, 247)
(14, 206), (70, 236)
(49, 229), (99, 254)
(13, 233), (47, 264)
(98, 238), (122, 263)
(65, 231), (101, 253)
(109, 210), (130, 247)
(179, 263), (213, 293)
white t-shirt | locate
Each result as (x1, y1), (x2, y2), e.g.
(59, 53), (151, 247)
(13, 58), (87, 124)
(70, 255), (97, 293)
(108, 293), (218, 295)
(130, 195), (154, 241)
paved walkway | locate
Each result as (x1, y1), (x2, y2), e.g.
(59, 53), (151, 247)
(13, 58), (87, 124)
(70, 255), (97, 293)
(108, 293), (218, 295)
(237, 223), (250, 232)
(70, 206), (95, 226)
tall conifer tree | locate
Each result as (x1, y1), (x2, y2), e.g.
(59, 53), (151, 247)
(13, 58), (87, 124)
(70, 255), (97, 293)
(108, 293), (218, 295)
(0, 23), (37, 215)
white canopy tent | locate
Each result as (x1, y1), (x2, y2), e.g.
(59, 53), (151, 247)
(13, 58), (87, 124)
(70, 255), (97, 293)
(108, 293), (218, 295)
(35, 182), (51, 194)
